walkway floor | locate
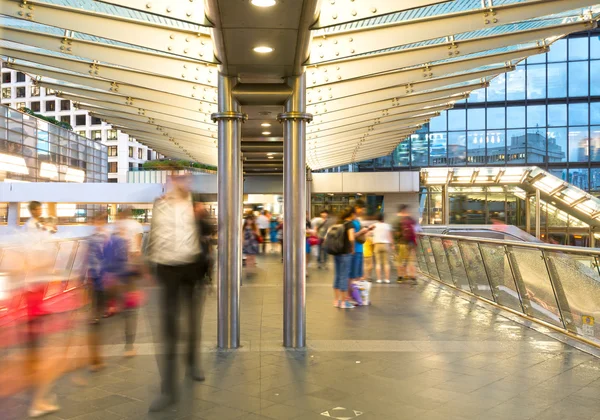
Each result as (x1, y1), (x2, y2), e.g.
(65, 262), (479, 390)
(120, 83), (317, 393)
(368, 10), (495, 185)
(2, 253), (600, 420)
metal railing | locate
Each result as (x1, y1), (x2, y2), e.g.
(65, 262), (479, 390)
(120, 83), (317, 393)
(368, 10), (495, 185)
(417, 232), (600, 348)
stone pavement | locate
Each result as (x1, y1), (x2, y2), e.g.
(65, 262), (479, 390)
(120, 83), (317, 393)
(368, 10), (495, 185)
(2, 253), (600, 420)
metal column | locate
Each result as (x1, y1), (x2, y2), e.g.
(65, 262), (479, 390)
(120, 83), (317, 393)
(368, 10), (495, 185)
(212, 74), (246, 349)
(279, 74), (312, 348)
(7, 202), (19, 228)
(306, 169), (313, 220)
(535, 189), (541, 240)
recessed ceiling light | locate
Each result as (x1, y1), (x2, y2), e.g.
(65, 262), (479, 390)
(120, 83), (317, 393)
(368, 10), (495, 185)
(261, 123), (271, 127)
(262, 131), (271, 135)
(253, 46), (274, 54)
(267, 153), (274, 156)
(251, 0), (276, 7)
(268, 156), (274, 159)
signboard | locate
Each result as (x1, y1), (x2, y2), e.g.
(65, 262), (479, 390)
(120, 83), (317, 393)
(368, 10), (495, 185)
(582, 315), (595, 337)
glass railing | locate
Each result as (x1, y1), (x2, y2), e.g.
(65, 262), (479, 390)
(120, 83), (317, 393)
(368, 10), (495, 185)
(417, 232), (600, 347)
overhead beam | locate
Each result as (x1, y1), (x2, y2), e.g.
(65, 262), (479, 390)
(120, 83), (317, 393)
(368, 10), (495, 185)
(307, 46), (543, 102)
(112, 126), (217, 149)
(307, 20), (594, 84)
(0, 26), (218, 84)
(307, 114), (435, 139)
(95, 0), (211, 26)
(308, 133), (416, 156)
(308, 150), (395, 169)
(315, 0), (455, 28)
(6, 61), (218, 112)
(0, 0), (214, 62)
(312, 92), (469, 123)
(309, 0), (599, 64)
(309, 103), (452, 132)
(0, 45), (217, 98)
(307, 67), (509, 114)
(308, 129), (417, 152)
(314, 147), (397, 163)
(40, 81), (213, 122)
(65, 93), (216, 130)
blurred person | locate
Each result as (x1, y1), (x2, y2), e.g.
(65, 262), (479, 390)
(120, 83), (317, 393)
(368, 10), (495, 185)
(277, 216), (284, 262)
(372, 213), (394, 284)
(395, 205), (418, 283)
(146, 175), (204, 412)
(24, 201), (44, 232)
(363, 232), (374, 280)
(330, 207), (356, 309)
(243, 215), (259, 272)
(269, 215), (279, 254)
(256, 210), (269, 254)
(316, 209), (335, 269)
(349, 201), (373, 292)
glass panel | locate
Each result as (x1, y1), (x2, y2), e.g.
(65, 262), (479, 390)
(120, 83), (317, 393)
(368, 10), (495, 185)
(479, 243), (523, 312)
(448, 110), (466, 131)
(487, 73), (505, 102)
(52, 241), (76, 274)
(507, 66), (525, 100)
(569, 37), (589, 61)
(67, 242), (88, 287)
(568, 62), (588, 97)
(545, 251), (600, 342)
(486, 130), (506, 164)
(590, 126), (600, 164)
(429, 111), (447, 132)
(526, 64), (546, 100)
(444, 239), (470, 292)
(591, 61), (600, 96)
(548, 38), (567, 62)
(487, 107), (505, 129)
(467, 131), (485, 166)
(467, 108), (485, 130)
(509, 247), (562, 327)
(458, 241), (494, 300)
(568, 127), (589, 163)
(548, 104), (566, 127)
(506, 106), (525, 129)
(422, 237), (439, 280)
(448, 132), (466, 165)
(569, 103), (589, 126)
(527, 105), (546, 128)
(547, 63), (567, 98)
(429, 133), (447, 166)
(430, 237), (453, 285)
(546, 127), (567, 163)
(415, 238), (428, 275)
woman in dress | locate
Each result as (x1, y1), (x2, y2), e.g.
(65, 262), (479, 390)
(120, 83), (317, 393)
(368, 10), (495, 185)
(243, 215), (259, 273)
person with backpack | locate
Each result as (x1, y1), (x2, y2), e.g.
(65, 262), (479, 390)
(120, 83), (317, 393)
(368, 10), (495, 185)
(316, 209), (335, 269)
(395, 204), (418, 283)
(324, 206), (357, 309)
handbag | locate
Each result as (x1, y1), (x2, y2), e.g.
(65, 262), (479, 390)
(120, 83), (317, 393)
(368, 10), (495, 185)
(308, 236), (320, 246)
(124, 290), (145, 309)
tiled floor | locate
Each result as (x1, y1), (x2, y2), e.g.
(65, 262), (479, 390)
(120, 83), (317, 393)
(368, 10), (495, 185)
(3, 253), (600, 420)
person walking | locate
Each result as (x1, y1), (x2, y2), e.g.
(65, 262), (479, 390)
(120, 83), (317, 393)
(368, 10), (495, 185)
(332, 207), (356, 309)
(371, 214), (394, 284)
(146, 175), (205, 412)
(395, 205), (418, 283)
(349, 200), (373, 294)
(316, 210), (335, 269)
(243, 215), (260, 273)
(256, 210), (270, 254)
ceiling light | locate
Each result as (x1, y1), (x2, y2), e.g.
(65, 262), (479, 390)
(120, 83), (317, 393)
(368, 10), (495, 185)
(268, 156), (274, 159)
(251, 0), (276, 6)
(253, 46), (273, 54)
(262, 131), (271, 135)
(267, 153), (274, 156)
(261, 123), (271, 127)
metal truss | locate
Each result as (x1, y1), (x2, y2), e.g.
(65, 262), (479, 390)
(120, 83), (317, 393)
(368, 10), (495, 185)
(0, 46), (217, 100)
(7, 61), (218, 113)
(307, 66), (508, 114)
(308, 128), (419, 151)
(307, 114), (436, 139)
(95, 0), (211, 26)
(307, 20), (594, 84)
(309, 0), (599, 64)
(0, 0), (214, 62)
(312, 90), (471, 122)
(39, 81), (213, 122)
(315, 0), (455, 28)
(307, 45), (542, 103)
(0, 27), (218, 85)
(310, 103), (452, 132)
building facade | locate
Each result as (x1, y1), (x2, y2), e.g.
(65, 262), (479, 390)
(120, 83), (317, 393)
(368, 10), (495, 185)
(347, 30), (600, 196)
(1, 64), (162, 183)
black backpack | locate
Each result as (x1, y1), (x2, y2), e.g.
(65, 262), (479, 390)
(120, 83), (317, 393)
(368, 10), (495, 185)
(323, 224), (346, 255)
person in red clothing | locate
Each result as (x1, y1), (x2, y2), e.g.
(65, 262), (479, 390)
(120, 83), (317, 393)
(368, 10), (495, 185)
(395, 205), (418, 283)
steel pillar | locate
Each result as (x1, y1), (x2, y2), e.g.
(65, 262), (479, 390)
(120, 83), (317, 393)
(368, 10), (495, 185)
(535, 189), (541, 240)
(279, 74), (312, 349)
(212, 74), (246, 349)
(306, 169), (313, 220)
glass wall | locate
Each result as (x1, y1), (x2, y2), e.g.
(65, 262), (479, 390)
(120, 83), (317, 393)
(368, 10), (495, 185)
(0, 105), (107, 182)
(351, 30), (600, 196)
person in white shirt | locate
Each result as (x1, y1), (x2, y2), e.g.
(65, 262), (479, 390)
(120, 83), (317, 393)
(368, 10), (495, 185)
(147, 175), (204, 412)
(371, 213), (394, 284)
(256, 211), (270, 254)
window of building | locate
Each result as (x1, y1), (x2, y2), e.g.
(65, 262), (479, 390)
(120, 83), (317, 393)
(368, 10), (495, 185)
(129, 146), (134, 158)
(45, 100), (56, 111)
(76, 130), (86, 137)
(129, 162), (134, 169)
(16, 102), (26, 109)
(108, 146), (117, 156)
(138, 148), (143, 159)
(2, 72), (11, 83)
(60, 115), (71, 124)
(91, 116), (102, 125)
(60, 100), (70, 111)
(108, 178), (118, 183)
(2, 87), (11, 99)
(108, 162), (118, 173)
(30, 101), (41, 112)
(147, 149), (152, 160)
(16, 87), (26, 98)
(138, 163), (143, 169)
(75, 114), (86, 126)
(106, 129), (117, 140)
(129, 137), (134, 142)
(91, 130), (102, 140)
(30, 86), (40, 97)
(16, 72), (26, 82)
(45, 88), (56, 96)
